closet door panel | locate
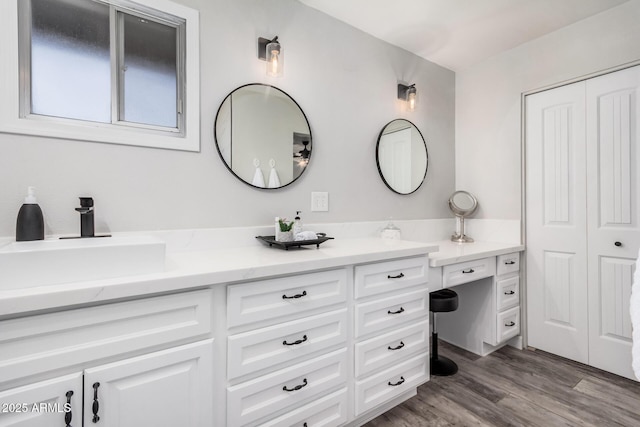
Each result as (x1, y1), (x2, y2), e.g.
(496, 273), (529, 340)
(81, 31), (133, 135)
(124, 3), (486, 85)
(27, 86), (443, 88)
(525, 81), (589, 364)
(586, 65), (640, 380)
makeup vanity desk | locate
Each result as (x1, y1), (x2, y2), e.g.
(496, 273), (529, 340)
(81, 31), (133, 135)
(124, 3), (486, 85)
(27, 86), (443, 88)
(427, 240), (525, 356)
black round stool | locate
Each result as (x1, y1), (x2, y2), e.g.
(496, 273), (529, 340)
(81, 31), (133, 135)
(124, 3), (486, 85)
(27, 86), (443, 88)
(429, 289), (459, 376)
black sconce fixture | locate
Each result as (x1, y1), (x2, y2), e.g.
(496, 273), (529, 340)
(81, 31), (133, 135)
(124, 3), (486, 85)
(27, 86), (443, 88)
(397, 83), (417, 112)
(258, 36), (283, 77)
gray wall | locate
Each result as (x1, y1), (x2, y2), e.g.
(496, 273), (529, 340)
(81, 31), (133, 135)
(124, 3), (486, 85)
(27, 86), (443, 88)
(0, 0), (455, 237)
(455, 0), (640, 220)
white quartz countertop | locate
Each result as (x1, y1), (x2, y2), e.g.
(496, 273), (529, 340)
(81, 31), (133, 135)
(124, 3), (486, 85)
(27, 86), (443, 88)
(0, 237), (438, 318)
(427, 240), (524, 267)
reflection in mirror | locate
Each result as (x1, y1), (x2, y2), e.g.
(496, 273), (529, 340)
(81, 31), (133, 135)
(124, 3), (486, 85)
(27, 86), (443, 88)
(448, 190), (478, 243)
(214, 84), (311, 189)
(376, 119), (428, 194)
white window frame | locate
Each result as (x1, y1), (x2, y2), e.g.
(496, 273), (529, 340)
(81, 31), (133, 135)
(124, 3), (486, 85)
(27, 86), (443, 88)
(0, 0), (200, 152)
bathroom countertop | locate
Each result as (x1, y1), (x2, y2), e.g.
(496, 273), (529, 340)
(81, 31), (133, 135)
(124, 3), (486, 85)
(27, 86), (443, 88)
(0, 237), (439, 317)
(427, 240), (524, 267)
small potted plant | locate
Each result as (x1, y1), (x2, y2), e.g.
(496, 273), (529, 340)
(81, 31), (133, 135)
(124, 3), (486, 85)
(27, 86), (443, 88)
(276, 218), (295, 242)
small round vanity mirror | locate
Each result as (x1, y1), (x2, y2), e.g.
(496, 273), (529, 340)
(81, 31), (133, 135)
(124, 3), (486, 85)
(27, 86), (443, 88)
(448, 190), (478, 243)
(214, 84), (312, 189)
(376, 119), (428, 195)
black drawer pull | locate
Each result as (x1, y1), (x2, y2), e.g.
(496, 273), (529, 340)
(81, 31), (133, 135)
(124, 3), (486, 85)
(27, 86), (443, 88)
(388, 341), (405, 351)
(283, 335), (308, 346)
(504, 290), (515, 295)
(388, 376), (405, 387)
(505, 260), (516, 265)
(388, 272), (405, 279)
(92, 382), (100, 423)
(505, 321), (516, 327)
(65, 391), (73, 427)
(283, 290), (307, 299)
(283, 378), (308, 392)
(387, 307), (405, 315)
(462, 268), (474, 274)
(615, 241), (622, 247)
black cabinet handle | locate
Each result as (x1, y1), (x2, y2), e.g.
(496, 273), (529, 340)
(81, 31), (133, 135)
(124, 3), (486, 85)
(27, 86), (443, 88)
(388, 341), (405, 351)
(615, 241), (622, 247)
(387, 307), (405, 315)
(388, 376), (405, 387)
(387, 273), (405, 279)
(504, 290), (515, 295)
(462, 268), (475, 274)
(283, 290), (307, 299)
(505, 260), (516, 265)
(505, 321), (516, 327)
(283, 335), (308, 346)
(92, 382), (100, 423)
(283, 378), (308, 392)
(65, 391), (73, 427)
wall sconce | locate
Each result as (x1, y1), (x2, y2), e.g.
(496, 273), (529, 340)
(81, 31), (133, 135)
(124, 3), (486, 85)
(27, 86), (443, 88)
(397, 83), (417, 112)
(258, 36), (283, 77)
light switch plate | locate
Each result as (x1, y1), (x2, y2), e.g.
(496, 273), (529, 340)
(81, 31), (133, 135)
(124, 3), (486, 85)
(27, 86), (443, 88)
(311, 192), (329, 212)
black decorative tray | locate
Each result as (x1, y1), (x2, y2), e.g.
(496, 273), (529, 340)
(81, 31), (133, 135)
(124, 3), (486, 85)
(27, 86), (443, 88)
(256, 233), (334, 250)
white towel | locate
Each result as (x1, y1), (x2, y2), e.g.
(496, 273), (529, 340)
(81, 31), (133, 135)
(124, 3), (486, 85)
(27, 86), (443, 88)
(268, 167), (281, 188)
(251, 167), (265, 187)
(295, 231), (318, 241)
(631, 248), (640, 379)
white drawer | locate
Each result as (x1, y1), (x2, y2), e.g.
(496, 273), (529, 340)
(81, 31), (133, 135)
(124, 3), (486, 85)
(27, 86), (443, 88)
(228, 309), (348, 380)
(258, 388), (348, 427)
(227, 269), (347, 328)
(442, 257), (495, 288)
(496, 252), (520, 276)
(354, 352), (428, 416)
(497, 306), (520, 343)
(355, 288), (429, 338)
(354, 256), (428, 299)
(355, 320), (429, 378)
(227, 349), (347, 427)
(0, 289), (212, 385)
(497, 276), (519, 311)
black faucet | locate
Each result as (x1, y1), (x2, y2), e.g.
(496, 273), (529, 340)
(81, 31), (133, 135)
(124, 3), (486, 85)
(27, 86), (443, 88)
(75, 197), (95, 238)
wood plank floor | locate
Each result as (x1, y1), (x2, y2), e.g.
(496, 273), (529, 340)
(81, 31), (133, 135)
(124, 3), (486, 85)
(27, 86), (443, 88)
(365, 340), (640, 427)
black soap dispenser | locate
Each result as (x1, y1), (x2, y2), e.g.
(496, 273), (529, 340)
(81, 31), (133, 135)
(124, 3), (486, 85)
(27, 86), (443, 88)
(16, 186), (45, 241)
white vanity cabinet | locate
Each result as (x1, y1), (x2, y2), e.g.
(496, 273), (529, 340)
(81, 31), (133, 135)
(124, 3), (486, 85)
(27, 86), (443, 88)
(486, 253), (521, 347)
(353, 256), (430, 417)
(431, 251), (522, 356)
(0, 237), (438, 427)
(225, 255), (431, 426)
(0, 373), (83, 427)
(226, 269), (349, 427)
(0, 290), (214, 427)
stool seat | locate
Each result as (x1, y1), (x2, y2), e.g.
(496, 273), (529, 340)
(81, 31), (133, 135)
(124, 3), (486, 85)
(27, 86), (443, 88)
(429, 288), (459, 376)
(429, 289), (459, 312)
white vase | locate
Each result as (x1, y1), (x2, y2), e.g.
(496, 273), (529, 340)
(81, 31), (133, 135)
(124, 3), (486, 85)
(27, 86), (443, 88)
(276, 230), (293, 242)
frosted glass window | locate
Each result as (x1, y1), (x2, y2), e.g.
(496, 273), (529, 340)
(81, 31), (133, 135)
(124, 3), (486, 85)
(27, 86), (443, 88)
(22, 0), (185, 133)
(30, 0), (111, 122)
(121, 13), (178, 128)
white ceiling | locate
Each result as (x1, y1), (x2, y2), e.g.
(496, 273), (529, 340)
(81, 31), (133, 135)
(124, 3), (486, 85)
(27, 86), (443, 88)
(298, 0), (630, 71)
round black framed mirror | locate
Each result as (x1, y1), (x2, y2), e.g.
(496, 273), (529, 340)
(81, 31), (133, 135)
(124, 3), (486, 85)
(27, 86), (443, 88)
(375, 119), (428, 194)
(214, 84), (312, 189)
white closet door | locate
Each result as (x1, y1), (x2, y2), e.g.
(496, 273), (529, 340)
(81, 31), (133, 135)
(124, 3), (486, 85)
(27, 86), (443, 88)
(586, 66), (640, 380)
(525, 81), (589, 363)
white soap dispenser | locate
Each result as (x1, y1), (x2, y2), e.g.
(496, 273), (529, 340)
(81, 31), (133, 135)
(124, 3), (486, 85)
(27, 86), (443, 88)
(293, 211), (303, 235)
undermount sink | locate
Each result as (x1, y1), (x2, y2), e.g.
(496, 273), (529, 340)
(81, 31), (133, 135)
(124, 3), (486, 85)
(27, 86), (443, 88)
(0, 235), (166, 290)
